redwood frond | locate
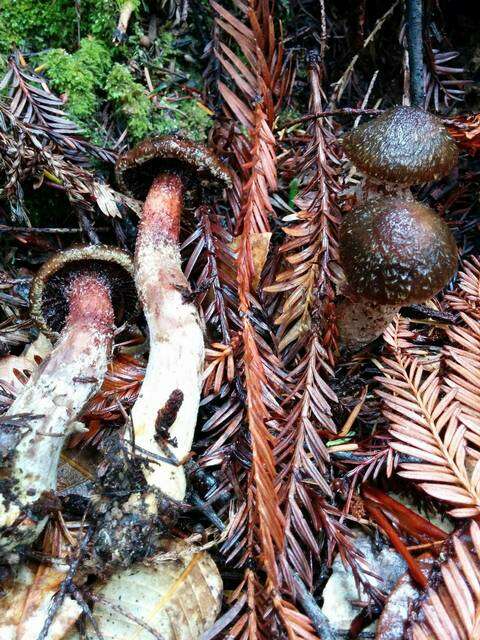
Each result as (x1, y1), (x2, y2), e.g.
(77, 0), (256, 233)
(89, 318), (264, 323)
(242, 319), (284, 574)
(182, 205), (240, 344)
(444, 258), (480, 455)
(275, 334), (334, 589)
(447, 113), (480, 155)
(2, 52), (113, 164)
(269, 54), (341, 592)
(208, 1), (307, 634)
(378, 314), (480, 518)
(83, 354), (145, 422)
(410, 521), (480, 640)
(205, 2), (326, 634)
(268, 54), (341, 353)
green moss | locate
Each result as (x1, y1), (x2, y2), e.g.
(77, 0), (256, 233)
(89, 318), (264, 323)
(85, 0), (119, 41)
(40, 38), (111, 123)
(166, 99), (213, 142)
(153, 31), (176, 68)
(0, 3), (212, 145)
(105, 63), (212, 142)
(0, 1), (76, 54)
(0, 0), (117, 55)
(277, 107), (302, 129)
(106, 63), (152, 140)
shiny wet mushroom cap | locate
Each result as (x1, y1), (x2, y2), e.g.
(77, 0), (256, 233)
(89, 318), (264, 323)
(30, 244), (137, 337)
(340, 197), (458, 305)
(342, 106), (458, 184)
(115, 136), (232, 201)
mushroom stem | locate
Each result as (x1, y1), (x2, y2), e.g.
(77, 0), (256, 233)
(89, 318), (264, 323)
(132, 172), (204, 501)
(337, 298), (400, 351)
(0, 274), (114, 554)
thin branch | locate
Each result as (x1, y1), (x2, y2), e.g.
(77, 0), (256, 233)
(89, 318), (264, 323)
(406, 0), (425, 107)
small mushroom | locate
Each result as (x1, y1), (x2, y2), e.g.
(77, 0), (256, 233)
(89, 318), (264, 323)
(0, 245), (136, 555)
(342, 106), (458, 185)
(116, 136), (231, 501)
(337, 197), (457, 349)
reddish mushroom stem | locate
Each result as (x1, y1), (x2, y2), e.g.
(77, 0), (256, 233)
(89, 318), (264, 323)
(0, 274), (115, 556)
(67, 274), (114, 335)
(141, 173), (183, 243)
(131, 172), (204, 501)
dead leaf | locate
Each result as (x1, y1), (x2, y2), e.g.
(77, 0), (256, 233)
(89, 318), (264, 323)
(67, 539), (222, 640)
(0, 336), (52, 395)
(93, 182), (142, 218)
(0, 563), (82, 639)
(229, 232), (272, 289)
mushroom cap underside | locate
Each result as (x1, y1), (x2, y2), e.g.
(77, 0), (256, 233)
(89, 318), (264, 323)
(115, 136), (232, 200)
(30, 244), (137, 336)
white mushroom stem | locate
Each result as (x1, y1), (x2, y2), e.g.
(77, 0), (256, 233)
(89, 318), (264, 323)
(131, 173), (204, 501)
(337, 297), (400, 350)
(0, 275), (114, 554)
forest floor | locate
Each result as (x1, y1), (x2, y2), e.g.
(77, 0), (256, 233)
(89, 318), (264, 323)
(1, 1), (480, 639)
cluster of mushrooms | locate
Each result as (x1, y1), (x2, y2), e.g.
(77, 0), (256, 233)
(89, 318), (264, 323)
(0, 110), (460, 555)
(0, 110), (460, 625)
(338, 105), (459, 350)
(0, 137), (231, 561)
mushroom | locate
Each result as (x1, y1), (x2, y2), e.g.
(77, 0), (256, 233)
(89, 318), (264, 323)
(337, 197), (457, 349)
(342, 106), (458, 186)
(115, 136), (231, 501)
(0, 245), (136, 555)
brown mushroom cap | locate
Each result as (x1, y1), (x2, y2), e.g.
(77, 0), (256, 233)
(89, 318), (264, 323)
(30, 245), (137, 337)
(339, 197), (458, 305)
(115, 136), (232, 200)
(342, 106), (458, 184)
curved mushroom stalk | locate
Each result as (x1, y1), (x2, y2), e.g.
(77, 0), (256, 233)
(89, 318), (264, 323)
(0, 276), (114, 555)
(132, 174), (204, 501)
(337, 298), (400, 351)
(115, 137), (230, 503)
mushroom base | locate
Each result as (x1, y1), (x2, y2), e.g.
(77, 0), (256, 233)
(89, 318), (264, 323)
(337, 298), (400, 350)
(0, 277), (114, 556)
